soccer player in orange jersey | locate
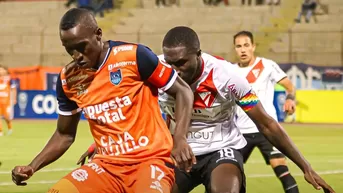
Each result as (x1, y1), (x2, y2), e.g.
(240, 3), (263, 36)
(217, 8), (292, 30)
(11, 8), (196, 193)
(0, 66), (16, 136)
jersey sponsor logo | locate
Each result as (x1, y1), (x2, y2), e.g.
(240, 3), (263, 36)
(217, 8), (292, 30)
(76, 84), (88, 96)
(32, 94), (58, 115)
(71, 169), (88, 182)
(108, 61), (136, 70)
(98, 131), (149, 156)
(227, 84), (239, 98)
(112, 45), (134, 55)
(109, 69), (122, 85)
(85, 163), (105, 174)
(186, 126), (223, 144)
(61, 79), (67, 85)
(83, 95), (132, 123)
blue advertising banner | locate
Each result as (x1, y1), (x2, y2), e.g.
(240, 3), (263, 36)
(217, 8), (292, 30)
(14, 90), (86, 119)
(279, 63), (343, 90)
(14, 90), (286, 122)
(46, 73), (59, 91)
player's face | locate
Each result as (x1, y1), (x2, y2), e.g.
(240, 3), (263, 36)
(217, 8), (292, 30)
(163, 46), (201, 85)
(0, 68), (7, 77)
(234, 35), (255, 65)
(60, 24), (103, 69)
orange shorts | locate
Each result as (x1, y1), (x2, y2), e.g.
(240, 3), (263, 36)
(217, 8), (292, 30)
(47, 158), (175, 193)
(0, 104), (10, 119)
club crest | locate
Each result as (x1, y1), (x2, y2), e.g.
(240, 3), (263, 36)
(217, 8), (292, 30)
(110, 69), (122, 85)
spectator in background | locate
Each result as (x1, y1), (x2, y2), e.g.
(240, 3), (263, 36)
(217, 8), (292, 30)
(155, 0), (167, 8)
(204, 0), (229, 6)
(65, 0), (77, 7)
(241, 0), (252, 6)
(295, 0), (317, 23)
(265, 0), (280, 5)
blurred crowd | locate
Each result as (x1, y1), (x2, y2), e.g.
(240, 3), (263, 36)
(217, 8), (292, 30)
(65, 0), (121, 17)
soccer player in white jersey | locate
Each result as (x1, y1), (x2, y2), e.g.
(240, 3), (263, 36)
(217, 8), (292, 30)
(233, 30), (299, 193)
(158, 26), (334, 193)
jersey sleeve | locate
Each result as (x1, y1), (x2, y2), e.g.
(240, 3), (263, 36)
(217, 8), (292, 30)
(56, 74), (81, 115)
(219, 64), (260, 112)
(270, 60), (287, 83)
(136, 45), (177, 91)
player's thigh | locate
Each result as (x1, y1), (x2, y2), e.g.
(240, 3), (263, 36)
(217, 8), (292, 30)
(133, 160), (175, 193)
(48, 160), (122, 193)
(205, 148), (246, 193)
(172, 163), (203, 193)
(256, 133), (285, 165)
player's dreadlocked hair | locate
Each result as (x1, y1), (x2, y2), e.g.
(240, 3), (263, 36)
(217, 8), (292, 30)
(60, 8), (97, 31)
(233, 31), (254, 44)
(162, 26), (200, 53)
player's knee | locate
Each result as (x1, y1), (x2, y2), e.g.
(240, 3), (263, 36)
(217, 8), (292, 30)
(47, 179), (80, 193)
(211, 164), (242, 193)
(211, 185), (240, 193)
(269, 157), (287, 168)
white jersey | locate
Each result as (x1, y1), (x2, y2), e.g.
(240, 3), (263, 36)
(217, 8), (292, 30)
(234, 57), (287, 134)
(158, 53), (260, 156)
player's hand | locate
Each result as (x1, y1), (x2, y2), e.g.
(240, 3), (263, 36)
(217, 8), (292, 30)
(12, 165), (34, 186)
(77, 146), (96, 166)
(304, 167), (335, 193)
(283, 99), (296, 115)
(171, 137), (196, 172)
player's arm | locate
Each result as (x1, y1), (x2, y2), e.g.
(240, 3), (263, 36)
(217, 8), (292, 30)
(136, 45), (195, 171)
(228, 72), (334, 192)
(12, 75), (81, 186)
(10, 80), (17, 105)
(271, 61), (296, 114)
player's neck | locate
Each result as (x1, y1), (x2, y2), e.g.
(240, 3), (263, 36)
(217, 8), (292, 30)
(239, 56), (256, 67)
(192, 57), (203, 83)
(94, 41), (108, 69)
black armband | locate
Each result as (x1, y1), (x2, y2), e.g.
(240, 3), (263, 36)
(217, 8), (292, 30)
(286, 94), (295, 100)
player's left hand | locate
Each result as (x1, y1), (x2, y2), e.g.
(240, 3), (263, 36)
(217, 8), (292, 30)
(304, 167), (335, 193)
(171, 137), (196, 172)
(283, 99), (295, 115)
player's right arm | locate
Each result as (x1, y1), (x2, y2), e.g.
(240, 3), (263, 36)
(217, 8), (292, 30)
(12, 74), (81, 186)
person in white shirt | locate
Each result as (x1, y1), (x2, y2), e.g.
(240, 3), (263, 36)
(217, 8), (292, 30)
(233, 30), (299, 193)
(159, 26), (334, 193)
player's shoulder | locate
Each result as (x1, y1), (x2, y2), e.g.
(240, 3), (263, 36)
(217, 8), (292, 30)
(202, 53), (237, 77)
(258, 57), (278, 67)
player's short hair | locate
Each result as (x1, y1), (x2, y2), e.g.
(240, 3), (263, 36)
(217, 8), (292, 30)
(60, 8), (97, 31)
(233, 31), (254, 44)
(162, 26), (200, 53)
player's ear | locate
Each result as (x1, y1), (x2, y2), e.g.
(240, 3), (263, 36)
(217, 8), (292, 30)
(95, 28), (102, 41)
(197, 50), (202, 56)
(252, 43), (256, 52)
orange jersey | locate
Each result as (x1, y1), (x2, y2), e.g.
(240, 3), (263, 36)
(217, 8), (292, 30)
(57, 41), (177, 165)
(0, 75), (13, 105)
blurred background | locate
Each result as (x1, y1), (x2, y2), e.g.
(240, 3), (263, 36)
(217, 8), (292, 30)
(0, 0), (342, 193)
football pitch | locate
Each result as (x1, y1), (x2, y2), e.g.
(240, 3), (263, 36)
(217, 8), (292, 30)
(0, 120), (342, 193)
